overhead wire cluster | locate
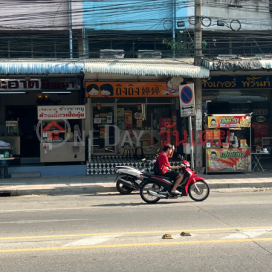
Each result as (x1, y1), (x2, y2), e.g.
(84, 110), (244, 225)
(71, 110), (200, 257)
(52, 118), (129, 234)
(0, 0), (271, 58)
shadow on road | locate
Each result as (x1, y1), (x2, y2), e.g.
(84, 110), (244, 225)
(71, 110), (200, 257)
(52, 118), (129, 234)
(91, 200), (191, 207)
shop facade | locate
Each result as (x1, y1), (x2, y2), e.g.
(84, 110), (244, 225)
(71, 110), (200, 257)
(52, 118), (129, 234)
(202, 75), (272, 172)
(85, 79), (185, 175)
(0, 76), (86, 176)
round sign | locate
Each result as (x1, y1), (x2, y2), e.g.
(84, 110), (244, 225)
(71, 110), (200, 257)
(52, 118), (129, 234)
(252, 122), (260, 130)
(256, 116), (266, 123)
(180, 86), (193, 104)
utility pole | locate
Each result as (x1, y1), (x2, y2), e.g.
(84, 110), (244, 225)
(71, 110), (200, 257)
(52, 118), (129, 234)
(194, 0), (203, 172)
(172, 0), (176, 58)
(68, 0), (73, 59)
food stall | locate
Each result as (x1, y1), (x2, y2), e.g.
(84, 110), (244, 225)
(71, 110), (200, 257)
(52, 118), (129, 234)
(38, 105), (86, 163)
(205, 114), (252, 173)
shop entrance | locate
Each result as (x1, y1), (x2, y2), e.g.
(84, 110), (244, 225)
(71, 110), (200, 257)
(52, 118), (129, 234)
(92, 104), (116, 154)
(6, 105), (40, 158)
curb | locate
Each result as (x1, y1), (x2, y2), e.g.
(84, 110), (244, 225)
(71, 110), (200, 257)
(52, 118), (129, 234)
(0, 182), (271, 196)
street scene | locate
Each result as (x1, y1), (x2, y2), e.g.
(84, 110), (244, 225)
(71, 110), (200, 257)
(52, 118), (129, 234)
(0, 189), (272, 272)
(1, 0), (272, 271)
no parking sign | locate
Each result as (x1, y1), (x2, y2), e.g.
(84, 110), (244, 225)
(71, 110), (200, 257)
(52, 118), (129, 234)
(179, 83), (195, 117)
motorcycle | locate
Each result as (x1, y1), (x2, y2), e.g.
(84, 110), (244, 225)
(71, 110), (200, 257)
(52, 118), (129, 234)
(139, 159), (210, 203)
(114, 150), (160, 195)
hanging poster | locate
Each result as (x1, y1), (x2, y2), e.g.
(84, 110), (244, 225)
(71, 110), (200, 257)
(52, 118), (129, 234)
(137, 120), (142, 128)
(100, 128), (105, 139)
(125, 111), (133, 130)
(107, 116), (112, 124)
(94, 118), (101, 124)
(253, 123), (269, 146)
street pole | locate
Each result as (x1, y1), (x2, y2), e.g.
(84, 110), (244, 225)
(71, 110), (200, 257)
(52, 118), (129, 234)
(172, 0), (176, 58)
(68, 0), (73, 59)
(189, 116), (194, 169)
(194, 0), (203, 171)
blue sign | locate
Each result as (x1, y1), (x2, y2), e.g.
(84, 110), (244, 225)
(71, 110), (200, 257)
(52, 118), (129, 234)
(202, 76), (272, 90)
(181, 86), (192, 104)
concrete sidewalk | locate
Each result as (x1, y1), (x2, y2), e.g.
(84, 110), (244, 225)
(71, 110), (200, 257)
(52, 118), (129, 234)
(0, 172), (272, 196)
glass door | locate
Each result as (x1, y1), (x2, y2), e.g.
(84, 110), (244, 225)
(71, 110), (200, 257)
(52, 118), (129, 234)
(92, 104), (116, 154)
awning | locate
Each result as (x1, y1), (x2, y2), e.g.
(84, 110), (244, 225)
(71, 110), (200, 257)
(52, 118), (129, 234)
(0, 60), (84, 75)
(84, 58), (210, 78)
(202, 57), (272, 71)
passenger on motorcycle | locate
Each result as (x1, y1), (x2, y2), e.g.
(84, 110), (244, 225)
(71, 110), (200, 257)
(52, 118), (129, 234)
(158, 144), (184, 195)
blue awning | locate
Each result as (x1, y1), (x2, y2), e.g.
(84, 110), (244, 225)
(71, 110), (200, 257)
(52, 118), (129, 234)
(0, 60), (84, 75)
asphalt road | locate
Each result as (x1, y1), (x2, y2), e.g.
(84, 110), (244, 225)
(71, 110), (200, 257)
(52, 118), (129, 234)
(0, 189), (272, 272)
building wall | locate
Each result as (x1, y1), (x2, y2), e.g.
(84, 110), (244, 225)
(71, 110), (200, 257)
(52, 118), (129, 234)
(83, 0), (187, 31)
(0, 0), (69, 30)
(181, 0), (272, 31)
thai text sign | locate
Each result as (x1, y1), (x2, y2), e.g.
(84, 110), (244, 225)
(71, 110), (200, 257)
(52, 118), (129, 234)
(202, 76), (271, 89)
(85, 81), (180, 98)
(208, 115), (251, 128)
(207, 148), (251, 172)
(0, 78), (80, 91)
(38, 105), (85, 120)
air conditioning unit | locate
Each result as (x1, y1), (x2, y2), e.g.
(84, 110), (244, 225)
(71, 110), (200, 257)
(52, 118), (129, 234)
(137, 50), (162, 59)
(100, 49), (124, 59)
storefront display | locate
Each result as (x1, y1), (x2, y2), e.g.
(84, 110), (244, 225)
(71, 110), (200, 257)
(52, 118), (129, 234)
(205, 114), (252, 173)
(0, 121), (20, 156)
(38, 105), (86, 163)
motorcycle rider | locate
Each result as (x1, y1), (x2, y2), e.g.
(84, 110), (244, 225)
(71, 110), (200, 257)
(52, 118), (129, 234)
(158, 144), (184, 195)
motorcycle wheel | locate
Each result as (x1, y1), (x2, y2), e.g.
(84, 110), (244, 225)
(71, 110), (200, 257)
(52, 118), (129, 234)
(116, 176), (135, 195)
(188, 180), (210, 202)
(140, 181), (160, 204)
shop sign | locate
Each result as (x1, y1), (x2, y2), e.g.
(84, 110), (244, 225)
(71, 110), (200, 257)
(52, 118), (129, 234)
(85, 81), (181, 98)
(38, 105), (85, 120)
(0, 78), (80, 91)
(202, 76), (271, 89)
(207, 148), (251, 172)
(253, 109), (268, 115)
(6, 121), (18, 127)
(208, 115), (251, 128)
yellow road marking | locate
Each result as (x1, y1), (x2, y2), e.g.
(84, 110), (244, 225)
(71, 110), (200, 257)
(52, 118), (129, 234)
(0, 226), (272, 241)
(0, 238), (272, 254)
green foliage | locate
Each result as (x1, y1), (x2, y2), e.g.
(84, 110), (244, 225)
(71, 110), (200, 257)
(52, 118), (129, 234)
(162, 38), (208, 57)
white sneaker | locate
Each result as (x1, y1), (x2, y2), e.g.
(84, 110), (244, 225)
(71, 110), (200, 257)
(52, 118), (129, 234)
(171, 190), (180, 195)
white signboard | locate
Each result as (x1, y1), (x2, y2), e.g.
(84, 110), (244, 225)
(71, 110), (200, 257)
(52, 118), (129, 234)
(6, 121), (18, 127)
(38, 105), (85, 120)
(179, 83), (195, 117)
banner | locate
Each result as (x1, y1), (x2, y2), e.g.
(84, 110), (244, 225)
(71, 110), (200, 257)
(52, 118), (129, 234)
(38, 105), (85, 120)
(253, 123), (269, 147)
(85, 81), (181, 98)
(207, 148), (251, 172)
(208, 115), (251, 128)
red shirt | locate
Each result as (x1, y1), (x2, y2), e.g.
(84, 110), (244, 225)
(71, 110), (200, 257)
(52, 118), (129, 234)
(158, 153), (170, 175)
